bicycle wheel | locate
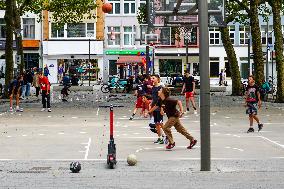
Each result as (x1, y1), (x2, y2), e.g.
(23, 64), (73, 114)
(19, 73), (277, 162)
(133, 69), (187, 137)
(101, 84), (110, 93)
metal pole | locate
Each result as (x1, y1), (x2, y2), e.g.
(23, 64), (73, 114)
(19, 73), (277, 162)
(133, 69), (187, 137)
(198, 0), (210, 171)
(89, 38), (91, 86)
(146, 45), (150, 75)
(152, 47), (155, 74)
(186, 38), (189, 72)
(271, 51), (274, 100)
(248, 36), (251, 76)
(266, 20), (269, 82)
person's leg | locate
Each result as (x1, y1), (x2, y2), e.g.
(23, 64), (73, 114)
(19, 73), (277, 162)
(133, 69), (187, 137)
(21, 85), (26, 98)
(162, 117), (175, 144)
(189, 96), (197, 111)
(25, 83), (30, 97)
(16, 94), (19, 107)
(185, 94), (190, 112)
(42, 91), (46, 108)
(249, 114), (253, 126)
(130, 107), (138, 120)
(46, 93), (51, 109)
(253, 115), (260, 124)
(9, 94), (13, 110)
(174, 118), (194, 141)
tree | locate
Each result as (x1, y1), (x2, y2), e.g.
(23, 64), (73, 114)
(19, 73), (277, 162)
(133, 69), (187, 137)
(267, 0), (284, 102)
(235, 0), (266, 86)
(0, 0), (98, 97)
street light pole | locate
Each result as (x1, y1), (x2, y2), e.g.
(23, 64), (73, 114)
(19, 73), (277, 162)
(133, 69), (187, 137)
(266, 20), (269, 82)
(89, 37), (91, 86)
(198, 0), (210, 171)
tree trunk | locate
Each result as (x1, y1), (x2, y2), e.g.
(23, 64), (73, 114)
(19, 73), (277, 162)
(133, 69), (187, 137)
(13, 0), (24, 74)
(250, 0), (265, 86)
(271, 0), (284, 102)
(220, 27), (242, 95)
(4, 0), (14, 98)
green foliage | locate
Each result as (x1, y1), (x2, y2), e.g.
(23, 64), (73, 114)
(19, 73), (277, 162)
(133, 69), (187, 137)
(137, 3), (146, 24)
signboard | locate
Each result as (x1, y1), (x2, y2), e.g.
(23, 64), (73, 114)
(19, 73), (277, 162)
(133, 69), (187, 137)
(105, 50), (146, 55)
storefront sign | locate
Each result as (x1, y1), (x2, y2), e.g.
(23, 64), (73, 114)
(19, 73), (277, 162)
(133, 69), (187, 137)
(105, 50), (146, 55)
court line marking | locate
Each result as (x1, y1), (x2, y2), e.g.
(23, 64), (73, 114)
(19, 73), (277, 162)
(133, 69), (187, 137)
(258, 136), (284, 149)
(96, 108), (100, 116)
(84, 137), (91, 160)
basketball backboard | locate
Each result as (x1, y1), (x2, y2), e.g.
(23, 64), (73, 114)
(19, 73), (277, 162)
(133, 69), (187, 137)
(147, 0), (225, 27)
(140, 25), (172, 46)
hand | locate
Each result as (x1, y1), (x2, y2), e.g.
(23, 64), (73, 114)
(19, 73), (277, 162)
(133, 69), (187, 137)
(179, 112), (184, 118)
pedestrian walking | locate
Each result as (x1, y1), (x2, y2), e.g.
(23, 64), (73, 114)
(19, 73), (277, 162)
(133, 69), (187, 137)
(39, 72), (51, 112)
(20, 71), (27, 100)
(181, 71), (197, 114)
(245, 75), (263, 133)
(9, 75), (24, 112)
(33, 72), (40, 98)
(158, 87), (197, 150)
(58, 64), (64, 83)
(44, 64), (50, 77)
(25, 70), (33, 99)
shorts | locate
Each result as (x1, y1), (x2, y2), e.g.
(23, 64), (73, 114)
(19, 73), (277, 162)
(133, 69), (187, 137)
(135, 96), (143, 108)
(185, 91), (194, 98)
(9, 88), (20, 96)
(246, 102), (258, 115)
(153, 111), (163, 123)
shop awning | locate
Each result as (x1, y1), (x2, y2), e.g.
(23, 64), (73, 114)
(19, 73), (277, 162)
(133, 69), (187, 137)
(116, 56), (144, 65)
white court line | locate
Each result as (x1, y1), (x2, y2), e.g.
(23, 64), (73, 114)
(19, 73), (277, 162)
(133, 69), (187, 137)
(258, 136), (284, 149)
(96, 108), (100, 116)
(71, 117), (78, 119)
(84, 137), (91, 160)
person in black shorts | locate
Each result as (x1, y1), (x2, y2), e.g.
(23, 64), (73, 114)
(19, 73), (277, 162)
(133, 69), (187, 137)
(148, 74), (167, 144)
(9, 75), (24, 112)
(181, 71), (197, 114)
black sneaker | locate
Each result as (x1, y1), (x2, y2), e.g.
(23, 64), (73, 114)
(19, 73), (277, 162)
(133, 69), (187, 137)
(258, 124), (263, 132)
(247, 128), (254, 133)
(129, 116), (134, 120)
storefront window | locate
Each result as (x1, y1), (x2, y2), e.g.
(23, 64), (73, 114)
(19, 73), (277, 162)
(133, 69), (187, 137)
(109, 60), (118, 76)
(159, 59), (182, 77)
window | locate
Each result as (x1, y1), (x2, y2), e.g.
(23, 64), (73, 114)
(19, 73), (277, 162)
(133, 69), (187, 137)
(229, 25), (235, 44)
(159, 59), (182, 77)
(239, 26), (250, 45)
(51, 23), (64, 38)
(87, 23), (95, 37)
(139, 0), (146, 7)
(261, 25), (273, 45)
(0, 18), (5, 39)
(107, 26), (121, 46)
(209, 27), (220, 45)
(67, 23), (86, 38)
(108, 0), (121, 14)
(124, 0), (136, 14)
(183, 27), (197, 45)
(23, 18), (35, 39)
(124, 26), (133, 46)
(109, 60), (118, 75)
(209, 57), (219, 77)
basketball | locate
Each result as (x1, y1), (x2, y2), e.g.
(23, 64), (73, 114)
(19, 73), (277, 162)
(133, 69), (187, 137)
(127, 154), (137, 166)
(102, 3), (112, 13)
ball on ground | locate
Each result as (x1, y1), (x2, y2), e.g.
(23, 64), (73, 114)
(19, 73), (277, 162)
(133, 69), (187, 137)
(127, 154), (137, 166)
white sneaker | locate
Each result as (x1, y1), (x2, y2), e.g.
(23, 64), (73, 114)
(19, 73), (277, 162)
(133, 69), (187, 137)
(41, 108), (46, 112)
(16, 108), (23, 112)
(194, 110), (198, 114)
(47, 108), (51, 112)
(9, 107), (13, 112)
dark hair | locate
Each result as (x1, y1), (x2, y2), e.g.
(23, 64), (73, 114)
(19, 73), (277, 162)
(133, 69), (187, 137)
(161, 87), (171, 98)
(151, 74), (160, 79)
(248, 75), (254, 80)
(38, 71), (43, 75)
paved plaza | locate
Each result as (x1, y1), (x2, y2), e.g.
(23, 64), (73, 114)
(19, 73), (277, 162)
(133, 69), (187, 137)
(0, 91), (284, 188)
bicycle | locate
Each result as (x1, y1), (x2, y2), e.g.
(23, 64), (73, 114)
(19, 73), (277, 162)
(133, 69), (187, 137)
(101, 76), (127, 93)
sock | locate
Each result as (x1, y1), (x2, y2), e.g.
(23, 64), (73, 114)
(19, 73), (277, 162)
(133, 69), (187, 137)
(187, 108), (189, 111)
(249, 125), (253, 128)
(132, 113), (135, 117)
(16, 106), (19, 109)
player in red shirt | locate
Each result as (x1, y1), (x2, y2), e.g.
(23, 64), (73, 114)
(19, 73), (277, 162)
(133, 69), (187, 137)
(39, 72), (51, 112)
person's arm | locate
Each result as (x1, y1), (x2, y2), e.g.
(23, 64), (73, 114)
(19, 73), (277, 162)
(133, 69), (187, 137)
(257, 91), (262, 108)
(46, 79), (50, 94)
(148, 105), (158, 114)
(181, 83), (185, 94)
(192, 80), (196, 93)
(160, 105), (165, 115)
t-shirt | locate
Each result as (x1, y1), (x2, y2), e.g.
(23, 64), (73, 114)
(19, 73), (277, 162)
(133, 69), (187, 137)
(183, 76), (195, 92)
(151, 85), (162, 112)
(246, 84), (259, 103)
(39, 76), (50, 91)
(160, 97), (180, 118)
(143, 80), (153, 95)
(136, 84), (144, 97)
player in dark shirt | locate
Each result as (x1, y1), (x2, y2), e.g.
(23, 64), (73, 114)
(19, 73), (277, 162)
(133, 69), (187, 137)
(129, 81), (145, 120)
(245, 75), (263, 133)
(158, 87), (197, 150)
(181, 71), (197, 114)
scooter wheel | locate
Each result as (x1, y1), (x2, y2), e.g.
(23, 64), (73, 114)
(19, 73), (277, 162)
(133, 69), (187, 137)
(101, 85), (110, 93)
